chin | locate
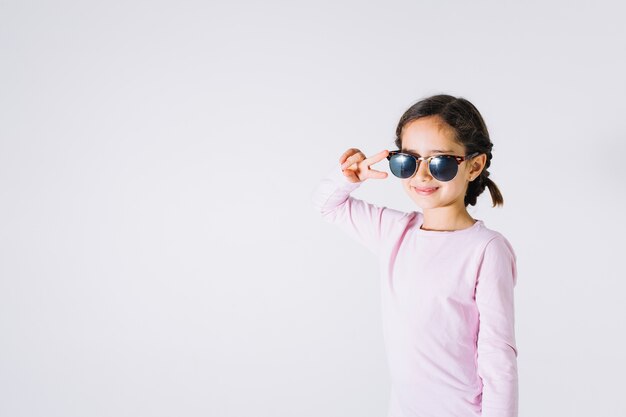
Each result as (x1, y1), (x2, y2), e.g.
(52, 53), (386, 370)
(411, 200), (438, 210)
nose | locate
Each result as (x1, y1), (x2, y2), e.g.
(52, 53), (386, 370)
(411, 159), (432, 182)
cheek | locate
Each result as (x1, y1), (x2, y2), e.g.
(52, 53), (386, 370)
(447, 178), (469, 194)
(461, 164), (472, 178)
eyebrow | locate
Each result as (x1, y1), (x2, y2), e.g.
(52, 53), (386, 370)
(402, 148), (455, 156)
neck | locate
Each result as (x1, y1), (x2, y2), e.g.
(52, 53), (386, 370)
(420, 205), (476, 232)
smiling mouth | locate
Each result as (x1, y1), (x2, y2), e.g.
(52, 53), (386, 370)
(413, 186), (439, 195)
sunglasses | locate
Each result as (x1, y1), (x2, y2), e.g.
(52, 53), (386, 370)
(386, 151), (480, 181)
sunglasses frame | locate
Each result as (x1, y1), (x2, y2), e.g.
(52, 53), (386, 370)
(386, 150), (481, 181)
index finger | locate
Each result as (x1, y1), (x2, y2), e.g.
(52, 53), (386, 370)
(364, 149), (389, 166)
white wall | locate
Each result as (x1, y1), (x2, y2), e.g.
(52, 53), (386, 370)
(1, 1), (625, 416)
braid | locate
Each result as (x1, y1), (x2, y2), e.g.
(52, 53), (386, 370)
(464, 140), (502, 207)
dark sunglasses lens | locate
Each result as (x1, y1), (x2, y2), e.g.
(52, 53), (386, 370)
(429, 157), (457, 181)
(389, 154), (416, 178)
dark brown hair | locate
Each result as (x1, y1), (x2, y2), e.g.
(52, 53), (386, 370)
(394, 94), (504, 207)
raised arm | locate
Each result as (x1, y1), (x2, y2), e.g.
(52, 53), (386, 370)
(475, 235), (519, 417)
(311, 149), (408, 255)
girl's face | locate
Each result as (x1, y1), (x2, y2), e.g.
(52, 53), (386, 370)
(399, 116), (477, 211)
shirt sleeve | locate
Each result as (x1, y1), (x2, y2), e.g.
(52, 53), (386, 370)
(311, 164), (408, 255)
(475, 235), (519, 417)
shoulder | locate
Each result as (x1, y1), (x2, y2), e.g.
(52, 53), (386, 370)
(375, 203), (417, 224)
(475, 223), (516, 258)
(460, 221), (517, 269)
(381, 206), (418, 234)
(376, 209), (419, 243)
(474, 225), (518, 284)
(469, 223), (518, 282)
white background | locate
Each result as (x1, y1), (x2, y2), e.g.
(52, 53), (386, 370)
(1, 1), (625, 416)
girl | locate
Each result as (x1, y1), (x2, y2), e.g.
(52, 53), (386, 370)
(311, 94), (518, 417)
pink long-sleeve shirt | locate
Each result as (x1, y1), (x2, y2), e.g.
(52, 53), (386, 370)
(311, 165), (519, 417)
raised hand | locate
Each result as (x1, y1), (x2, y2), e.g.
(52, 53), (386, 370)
(339, 148), (390, 183)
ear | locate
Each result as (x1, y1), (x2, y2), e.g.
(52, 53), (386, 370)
(469, 153), (487, 179)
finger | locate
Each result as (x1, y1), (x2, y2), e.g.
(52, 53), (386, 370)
(364, 169), (388, 180)
(339, 148), (360, 164)
(356, 149), (388, 173)
(364, 149), (390, 165)
(340, 152), (365, 170)
(341, 169), (360, 183)
(340, 159), (355, 170)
